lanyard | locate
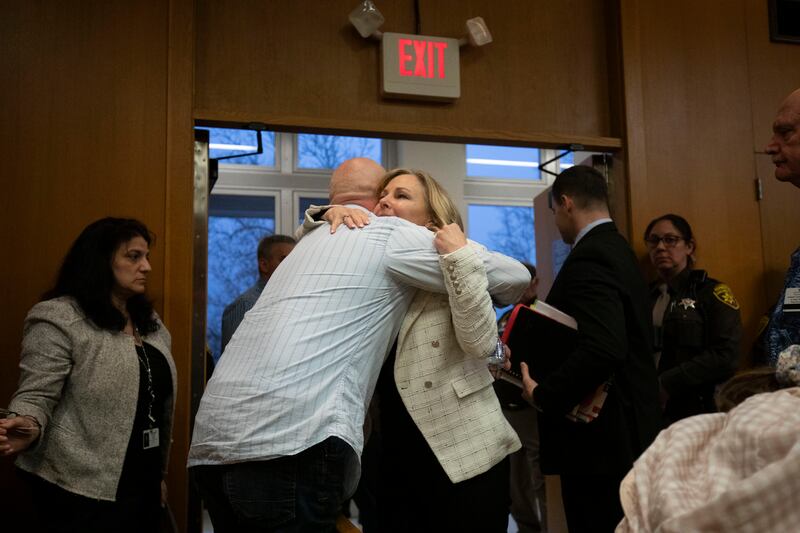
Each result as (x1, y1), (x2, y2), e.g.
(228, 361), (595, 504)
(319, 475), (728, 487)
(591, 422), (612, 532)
(134, 327), (156, 427)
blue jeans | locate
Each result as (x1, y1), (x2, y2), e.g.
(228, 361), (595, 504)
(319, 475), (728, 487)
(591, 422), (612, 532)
(192, 437), (357, 533)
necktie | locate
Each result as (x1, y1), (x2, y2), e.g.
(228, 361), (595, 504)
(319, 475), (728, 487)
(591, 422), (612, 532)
(652, 283), (669, 367)
(766, 247), (800, 365)
(653, 283), (670, 328)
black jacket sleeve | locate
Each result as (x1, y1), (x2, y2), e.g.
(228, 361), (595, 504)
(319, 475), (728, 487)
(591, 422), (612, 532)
(533, 255), (628, 415)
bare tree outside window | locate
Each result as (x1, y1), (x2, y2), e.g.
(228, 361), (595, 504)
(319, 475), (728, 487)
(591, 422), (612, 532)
(469, 204), (535, 265)
(488, 206), (535, 263)
(207, 216), (275, 358)
(297, 134), (382, 169)
(468, 204), (535, 318)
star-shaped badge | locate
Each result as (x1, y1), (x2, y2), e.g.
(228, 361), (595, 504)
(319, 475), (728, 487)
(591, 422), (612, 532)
(678, 298), (696, 310)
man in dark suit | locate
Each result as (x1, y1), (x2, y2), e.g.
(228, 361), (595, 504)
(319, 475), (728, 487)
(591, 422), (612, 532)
(520, 165), (661, 532)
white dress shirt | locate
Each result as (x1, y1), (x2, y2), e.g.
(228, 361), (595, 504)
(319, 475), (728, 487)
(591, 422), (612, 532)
(188, 208), (529, 473)
(573, 217), (612, 246)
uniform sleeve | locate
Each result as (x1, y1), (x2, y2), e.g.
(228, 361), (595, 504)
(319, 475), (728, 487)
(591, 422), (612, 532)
(659, 283), (742, 395)
(439, 245), (498, 358)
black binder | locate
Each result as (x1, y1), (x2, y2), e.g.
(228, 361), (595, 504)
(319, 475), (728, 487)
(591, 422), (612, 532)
(499, 302), (610, 423)
(500, 302), (578, 385)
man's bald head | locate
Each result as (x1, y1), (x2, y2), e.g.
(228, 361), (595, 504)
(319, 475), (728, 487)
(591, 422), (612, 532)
(329, 157), (386, 209)
(766, 88), (800, 188)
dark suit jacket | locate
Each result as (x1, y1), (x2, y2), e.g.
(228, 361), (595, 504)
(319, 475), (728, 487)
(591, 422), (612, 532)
(533, 221), (661, 475)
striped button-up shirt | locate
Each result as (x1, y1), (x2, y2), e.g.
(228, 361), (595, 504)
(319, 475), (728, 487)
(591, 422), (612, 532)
(188, 208), (528, 471)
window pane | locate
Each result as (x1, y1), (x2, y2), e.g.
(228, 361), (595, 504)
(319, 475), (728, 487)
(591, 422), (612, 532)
(468, 204), (535, 264)
(209, 194), (277, 218)
(466, 145), (541, 180)
(469, 204), (535, 318)
(297, 134), (382, 169)
(199, 127), (276, 167)
(298, 196), (329, 225)
(207, 205), (276, 360)
(559, 150), (574, 170)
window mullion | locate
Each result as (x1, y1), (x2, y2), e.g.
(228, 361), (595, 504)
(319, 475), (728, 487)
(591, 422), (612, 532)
(278, 189), (294, 235)
(279, 132), (293, 173)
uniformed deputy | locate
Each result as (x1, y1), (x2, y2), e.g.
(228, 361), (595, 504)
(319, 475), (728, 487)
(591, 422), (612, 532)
(644, 214), (742, 424)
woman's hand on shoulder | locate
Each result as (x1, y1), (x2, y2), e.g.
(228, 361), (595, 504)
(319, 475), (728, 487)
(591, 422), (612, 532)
(0, 416), (40, 457)
(323, 206), (370, 234)
(433, 223), (467, 254)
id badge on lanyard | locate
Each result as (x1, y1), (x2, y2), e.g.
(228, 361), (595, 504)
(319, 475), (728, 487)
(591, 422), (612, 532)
(135, 332), (160, 450)
(143, 428), (160, 450)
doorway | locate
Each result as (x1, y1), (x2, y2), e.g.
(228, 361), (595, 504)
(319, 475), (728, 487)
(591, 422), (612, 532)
(190, 125), (608, 532)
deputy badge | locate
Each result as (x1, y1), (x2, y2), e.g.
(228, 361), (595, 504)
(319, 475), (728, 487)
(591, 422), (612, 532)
(678, 298), (696, 310)
(713, 284), (740, 310)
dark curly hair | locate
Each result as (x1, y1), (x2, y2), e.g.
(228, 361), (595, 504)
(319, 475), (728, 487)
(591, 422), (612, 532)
(43, 217), (159, 334)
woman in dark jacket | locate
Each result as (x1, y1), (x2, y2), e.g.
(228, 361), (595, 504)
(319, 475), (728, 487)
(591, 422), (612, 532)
(0, 217), (176, 533)
(644, 214), (742, 424)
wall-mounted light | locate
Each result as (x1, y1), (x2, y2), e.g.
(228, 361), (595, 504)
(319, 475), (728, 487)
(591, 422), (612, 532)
(348, 1), (492, 48)
(348, 1), (493, 101)
(463, 17), (492, 47)
(349, 0), (384, 40)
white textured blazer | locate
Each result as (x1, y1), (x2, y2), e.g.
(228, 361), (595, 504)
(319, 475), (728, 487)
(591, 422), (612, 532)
(394, 245), (521, 483)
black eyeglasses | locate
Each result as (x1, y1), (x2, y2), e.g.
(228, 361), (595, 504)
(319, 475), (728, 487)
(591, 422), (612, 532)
(645, 235), (683, 249)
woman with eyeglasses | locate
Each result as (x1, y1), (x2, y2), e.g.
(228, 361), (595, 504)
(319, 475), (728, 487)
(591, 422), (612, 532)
(644, 214), (742, 424)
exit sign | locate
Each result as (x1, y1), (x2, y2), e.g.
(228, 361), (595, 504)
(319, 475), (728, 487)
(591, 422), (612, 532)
(381, 32), (460, 101)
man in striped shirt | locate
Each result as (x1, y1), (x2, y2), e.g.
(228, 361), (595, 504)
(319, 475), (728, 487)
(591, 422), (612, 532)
(189, 157), (530, 532)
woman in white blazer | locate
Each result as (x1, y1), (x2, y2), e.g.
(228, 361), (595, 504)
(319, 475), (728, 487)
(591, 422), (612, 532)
(319, 169), (525, 532)
(0, 217), (176, 533)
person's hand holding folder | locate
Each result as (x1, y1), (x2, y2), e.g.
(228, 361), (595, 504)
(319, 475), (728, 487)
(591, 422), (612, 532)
(519, 362), (539, 407)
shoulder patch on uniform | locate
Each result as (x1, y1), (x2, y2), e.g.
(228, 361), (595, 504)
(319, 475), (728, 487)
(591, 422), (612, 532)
(713, 284), (739, 310)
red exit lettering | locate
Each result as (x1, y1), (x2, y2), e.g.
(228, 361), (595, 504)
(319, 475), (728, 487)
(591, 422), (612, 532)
(398, 39), (448, 79)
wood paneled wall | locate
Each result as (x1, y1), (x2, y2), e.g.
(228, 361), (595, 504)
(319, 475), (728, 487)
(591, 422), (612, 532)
(0, 2), (195, 531)
(194, 0), (621, 149)
(2, 1), (800, 532)
(620, 0), (800, 353)
(745, 0), (800, 304)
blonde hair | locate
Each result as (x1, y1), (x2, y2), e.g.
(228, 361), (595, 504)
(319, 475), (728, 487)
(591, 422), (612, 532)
(378, 168), (464, 230)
